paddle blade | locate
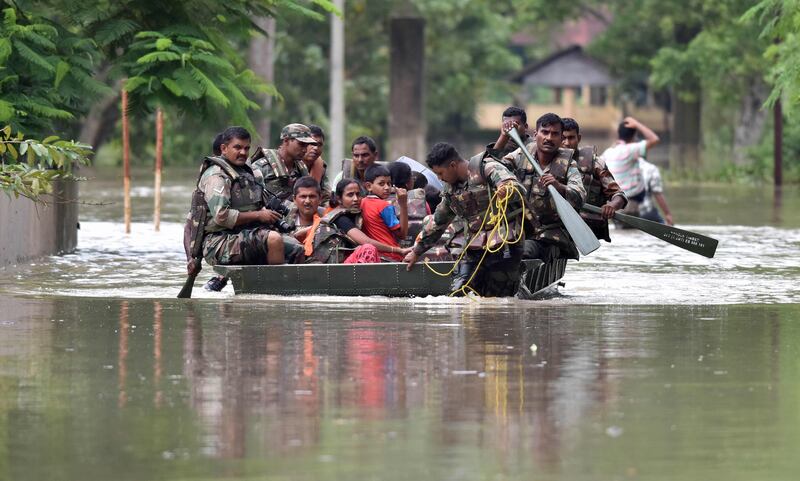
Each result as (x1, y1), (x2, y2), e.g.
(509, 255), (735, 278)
(177, 273), (197, 298)
(549, 185), (601, 256)
(611, 210), (718, 258)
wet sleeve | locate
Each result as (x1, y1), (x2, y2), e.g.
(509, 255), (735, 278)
(380, 204), (401, 230)
(413, 195), (455, 255)
(200, 172), (239, 229)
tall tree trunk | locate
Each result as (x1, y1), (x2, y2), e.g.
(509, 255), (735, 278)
(732, 78), (769, 166)
(248, 17), (277, 145)
(669, 90), (701, 172)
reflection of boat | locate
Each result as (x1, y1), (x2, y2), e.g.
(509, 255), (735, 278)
(213, 258), (567, 298)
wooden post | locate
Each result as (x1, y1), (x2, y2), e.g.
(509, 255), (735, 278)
(774, 98), (783, 187)
(122, 88), (131, 234)
(154, 108), (163, 232)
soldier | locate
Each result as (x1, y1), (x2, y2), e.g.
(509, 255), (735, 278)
(199, 126), (304, 271)
(486, 106), (533, 159)
(303, 125), (331, 205)
(502, 113), (586, 261)
(561, 117), (627, 242)
(404, 142), (526, 297)
(332, 136), (379, 186)
(250, 123), (318, 201)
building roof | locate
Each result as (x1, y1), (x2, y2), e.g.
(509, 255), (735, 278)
(510, 45), (615, 88)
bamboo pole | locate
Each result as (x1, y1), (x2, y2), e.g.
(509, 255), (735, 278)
(154, 108), (163, 231)
(774, 98), (783, 187)
(122, 88), (131, 234)
(329, 0), (345, 182)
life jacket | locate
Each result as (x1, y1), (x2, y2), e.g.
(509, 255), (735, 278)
(575, 146), (611, 242)
(525, 148), (573, 225)
(308, 207), (362, 264)
(575, 146), (605, 207)
(183, 156), (262, 260)
(250, 148), (309, 200)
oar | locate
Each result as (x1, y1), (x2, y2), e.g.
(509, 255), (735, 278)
(177, 259), (201, 299)
(583, 204), (718, 258)
(508, 129), (600, 256)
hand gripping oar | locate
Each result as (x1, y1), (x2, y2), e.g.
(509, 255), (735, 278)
(508, 129), (601, 256)
(582, 204), (718, 258)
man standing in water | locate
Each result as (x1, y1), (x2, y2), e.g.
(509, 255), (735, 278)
(600, 116), (660, 209)
(561, 117), (627, 242)
(405, 142), (525, 297)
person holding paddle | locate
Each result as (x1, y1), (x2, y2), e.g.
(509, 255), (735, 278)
(502, 113), (587, 261)
(562, 117), (627, 242)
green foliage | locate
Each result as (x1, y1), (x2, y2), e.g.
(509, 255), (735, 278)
(742, 0), (800, 112)
(0, 125), (93, 200)
(0, 6), (111, 137)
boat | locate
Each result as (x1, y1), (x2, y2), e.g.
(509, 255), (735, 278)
(213, 258), (567, 298)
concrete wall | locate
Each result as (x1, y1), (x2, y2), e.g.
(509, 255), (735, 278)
(0, 180), (78, 267)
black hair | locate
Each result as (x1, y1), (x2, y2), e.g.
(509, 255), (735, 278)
(502, 106), (527, 125)
(331, 177), (361, 207)
(293, 176), (321, 196)
(351, 135), (377, 153)
(389, 162), (412, 188)
(364, 164), (391, 183)
(425, 184), (442, 211)
(618, 121), (637, 142)
(308, 124), (325, 140)
(212, 132), (223, 156)
(561, 117), (580, 134)
(426, 142), (461, 169)
(220, 126), (251, 144)
(412, 171), (428, 189)
(535, 112), (563, 131)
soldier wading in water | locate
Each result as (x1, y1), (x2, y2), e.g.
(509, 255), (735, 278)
(404, 142), (526, 297)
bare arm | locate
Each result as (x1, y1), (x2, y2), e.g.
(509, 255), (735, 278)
(624, 116), (660, 150)
(654, 192), (673, 225)
(345, 228), (411, 255)
(396, 188), (408, 239)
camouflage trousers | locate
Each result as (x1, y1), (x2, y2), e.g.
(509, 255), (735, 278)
(450, 243), (523, 297)
(203, 227), (304, 265)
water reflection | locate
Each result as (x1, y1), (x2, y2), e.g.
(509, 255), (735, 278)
(4, 297), (795, 480)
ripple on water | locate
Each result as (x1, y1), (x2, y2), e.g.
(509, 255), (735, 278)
(0, 221), (798, 305)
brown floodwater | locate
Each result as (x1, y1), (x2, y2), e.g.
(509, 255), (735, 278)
(0, 167), (798, 480)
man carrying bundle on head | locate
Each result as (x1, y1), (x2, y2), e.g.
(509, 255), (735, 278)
(405, 142), (526, 297)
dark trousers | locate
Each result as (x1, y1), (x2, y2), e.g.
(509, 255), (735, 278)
(451, 243), (523, 297)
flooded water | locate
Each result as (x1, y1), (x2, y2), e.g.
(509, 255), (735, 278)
(1, 167), (799, 480)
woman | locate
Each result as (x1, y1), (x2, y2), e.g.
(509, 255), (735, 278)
(305, 178), (412, 263)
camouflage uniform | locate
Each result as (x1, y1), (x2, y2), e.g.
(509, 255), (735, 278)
(574, 146), (627, 242)
(199, 157), (303, 265)
(413, 154), (526, 297)
(249, 148), (310, 201)
(502, 145), (586, 260)
(307, 207), (362, 264)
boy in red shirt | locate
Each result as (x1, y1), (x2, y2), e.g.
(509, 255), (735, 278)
(359, 165), (408, 261)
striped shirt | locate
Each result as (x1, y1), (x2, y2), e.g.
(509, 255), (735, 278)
(600, 140), (647, 197)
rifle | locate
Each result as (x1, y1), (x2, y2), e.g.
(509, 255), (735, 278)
(178, 187), (209, 298)
(507, 129), (600, 256)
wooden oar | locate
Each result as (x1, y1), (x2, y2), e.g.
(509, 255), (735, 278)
(582, 204), (718, 258)
(508, 129), (600, 256)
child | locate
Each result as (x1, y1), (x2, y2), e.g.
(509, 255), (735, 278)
(360, 165), (408, 261)
(388, 161), (430, 241)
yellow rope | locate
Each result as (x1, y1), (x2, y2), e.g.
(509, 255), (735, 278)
(423, 185), (527, 296)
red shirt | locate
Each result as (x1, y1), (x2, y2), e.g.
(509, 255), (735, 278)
(359, 195), (403, 261)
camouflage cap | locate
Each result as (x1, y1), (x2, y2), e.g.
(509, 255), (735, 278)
(280, 123), (317, 144)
